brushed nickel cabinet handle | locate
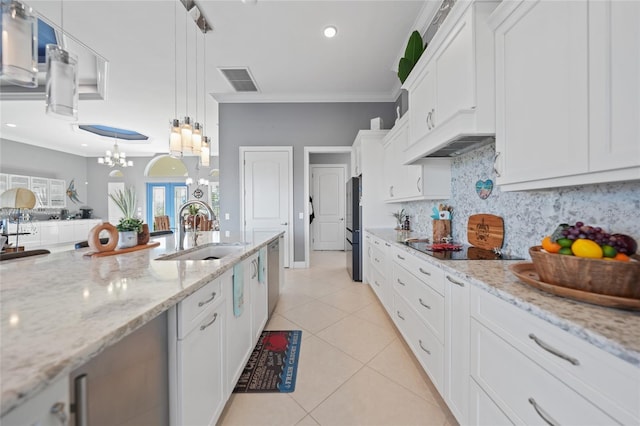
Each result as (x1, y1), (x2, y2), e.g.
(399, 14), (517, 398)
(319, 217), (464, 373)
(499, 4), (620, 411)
(419, 339), (431, 355)
(426, 112), (432, 130)
(528, 398), (559, 426)
(493, 152), (502, 177)
(419, 298), (431, 309)
(198, 292), (217, 307)
(396, 311), (405, 321)
(374, 240), (380, 245)
(419, 267), (431, 276)
(397, 278), (406, 286)
(446, 275), (465, 287)
(374, 280), (380, 287)
(50, 401), (68, 425)
(429, 108), (436, 128)
(200, 313), (218, 331)
(529, 333), (580, 366)
(385, 242), (391, 247)
(396, 254), (405, 260)
(417, 176), (422, 192)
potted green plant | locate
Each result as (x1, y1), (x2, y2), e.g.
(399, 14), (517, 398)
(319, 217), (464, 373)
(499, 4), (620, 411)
(109, 187), (146, 248)
(186, 203), (201, 230)
(393, 209), (406, 230)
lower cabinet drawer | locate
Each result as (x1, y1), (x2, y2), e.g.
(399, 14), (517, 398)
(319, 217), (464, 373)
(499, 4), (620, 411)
(469, 378), (513, 426)
(177, 278), (222, 339)
(470, 319), (618, 425)
(393, 291), (444, 392)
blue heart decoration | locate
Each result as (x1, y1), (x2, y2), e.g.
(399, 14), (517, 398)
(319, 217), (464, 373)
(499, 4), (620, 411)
(475, 179), (493, 199)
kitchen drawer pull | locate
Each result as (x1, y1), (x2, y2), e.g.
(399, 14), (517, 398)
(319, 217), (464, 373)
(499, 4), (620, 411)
(418, 267), (431, 276)
(416, 176), (422, 192)
(528, 398), (559, 426)
(418, 339), (431, 355)
(396, 278), (406, 286)
(529, 333), (580, 366)
(374, 280), (380, 287)
(418, 298), (431, 309)
(426, 112), (432, 129)
(374, 240), (380, 245)
(446, 275), (465, 287)
(396, 311), (405, 321)
(396, 254), (405, 260)
(200, 313), (218, 331)
(493, 152), (502, 177)
(429, 108), (436, 128)
(374, 257), (380, 263)
(385, 242), (391, 247)
(198, 292), (217, 307)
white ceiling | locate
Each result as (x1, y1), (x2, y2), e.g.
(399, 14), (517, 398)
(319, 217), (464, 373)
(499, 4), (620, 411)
(0, 0), (435, 158)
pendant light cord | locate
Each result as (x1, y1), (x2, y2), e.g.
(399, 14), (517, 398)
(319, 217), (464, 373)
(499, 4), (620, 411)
(174, 0), (177, 118)
(185, 8), (188, 117)
(203, 34), (206, 133)
(195, 24), (198, 123)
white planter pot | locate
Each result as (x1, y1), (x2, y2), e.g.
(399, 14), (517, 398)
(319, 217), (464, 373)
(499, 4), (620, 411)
(117, 231), (138, 249)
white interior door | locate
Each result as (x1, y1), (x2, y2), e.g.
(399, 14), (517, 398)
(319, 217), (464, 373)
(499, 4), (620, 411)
(311, 165), (345, 251)
(243, 148), (292, 267)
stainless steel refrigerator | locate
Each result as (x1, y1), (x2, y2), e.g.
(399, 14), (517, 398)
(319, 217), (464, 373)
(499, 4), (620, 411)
(346, 176), (362, 281)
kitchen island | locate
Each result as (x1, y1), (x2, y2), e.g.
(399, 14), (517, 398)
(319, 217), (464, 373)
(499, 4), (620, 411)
(0, 230), (283, 420)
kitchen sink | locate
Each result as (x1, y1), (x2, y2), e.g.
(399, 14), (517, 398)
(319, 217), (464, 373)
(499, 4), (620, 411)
(156, 243), (246, 261)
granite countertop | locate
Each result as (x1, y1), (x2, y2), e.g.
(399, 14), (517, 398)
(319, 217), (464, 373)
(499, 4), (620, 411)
(0, 230), (282, 416)
(367, 228), (640, 367)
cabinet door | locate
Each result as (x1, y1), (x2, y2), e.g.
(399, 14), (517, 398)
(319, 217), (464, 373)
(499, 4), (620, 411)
(1, 377), (69, 426)
(0, 173), (8, 194)
(434, 7), (475, 127)
(8, 174), (30, 190)
(225, 266), (253, 394)
(178, 305), (225, 426)
(40, 222), (59, 247)
(494, 1), (589, 184)
(469, 379), (513, 426)
(30, 177), (50, 208)
(589, 1), (640, 172)
(382, 141), (398, 200)
(408, 65), (436, 147)
(49, 179), (66, 208)
(250, 254), (268, 342)
(58, 222), (75, 243)
(444, 274), (470, 424)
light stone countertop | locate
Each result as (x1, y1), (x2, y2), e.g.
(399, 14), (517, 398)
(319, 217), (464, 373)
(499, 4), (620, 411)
(367, 228), (640, 367)
(0, 230), (282, 416)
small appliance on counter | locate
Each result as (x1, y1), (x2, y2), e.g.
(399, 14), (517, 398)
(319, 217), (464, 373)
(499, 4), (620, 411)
(80, 207), (93, 219)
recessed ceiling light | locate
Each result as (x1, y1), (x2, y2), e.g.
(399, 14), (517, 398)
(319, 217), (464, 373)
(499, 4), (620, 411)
(81, 143), (88, 147)
(324, 26), (337, 38)
(6, 123), (17, 127)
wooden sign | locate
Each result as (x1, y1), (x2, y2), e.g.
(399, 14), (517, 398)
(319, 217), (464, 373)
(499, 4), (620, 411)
(467, 214), (504, 250)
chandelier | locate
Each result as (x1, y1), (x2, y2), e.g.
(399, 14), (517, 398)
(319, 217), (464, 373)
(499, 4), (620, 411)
(97, 141), (133, 167)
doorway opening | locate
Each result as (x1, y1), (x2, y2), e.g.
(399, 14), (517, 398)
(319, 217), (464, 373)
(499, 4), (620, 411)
(303, 146), (352, 269)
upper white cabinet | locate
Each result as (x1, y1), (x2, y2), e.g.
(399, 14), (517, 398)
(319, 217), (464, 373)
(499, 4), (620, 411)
(8, 174), (30, 190)
(404, 1), (499, 164)
(490, 0), (640, 190)
(49, 179), (66, 208)
(383, 116), (452, 202)
(30, 177), (50, 208)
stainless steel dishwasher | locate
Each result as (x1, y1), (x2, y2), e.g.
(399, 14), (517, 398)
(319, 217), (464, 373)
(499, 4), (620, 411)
(267, 236), (283, 317)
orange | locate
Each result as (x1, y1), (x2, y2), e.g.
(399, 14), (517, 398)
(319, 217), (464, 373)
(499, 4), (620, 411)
(541, 236), (561, 253)
(614, 253), (630, 262)
(571, 239), (603, 259)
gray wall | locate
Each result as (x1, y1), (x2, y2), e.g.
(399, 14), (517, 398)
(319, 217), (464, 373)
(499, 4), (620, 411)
(218, 102), (396, 262)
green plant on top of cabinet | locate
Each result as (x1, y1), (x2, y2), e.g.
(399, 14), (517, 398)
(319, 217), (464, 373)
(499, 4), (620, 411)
(383, 115), (451, 202)
(403, 1), (499, 164)
(490, 0), (640, 190)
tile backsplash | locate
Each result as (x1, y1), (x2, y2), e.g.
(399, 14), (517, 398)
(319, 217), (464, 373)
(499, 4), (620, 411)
(403, 143), (640, 259)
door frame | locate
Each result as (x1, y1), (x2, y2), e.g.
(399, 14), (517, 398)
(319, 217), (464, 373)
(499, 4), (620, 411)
(310, 164), (347, 251)
(239, 146), (294, 268)
(303, 146), (352, 268)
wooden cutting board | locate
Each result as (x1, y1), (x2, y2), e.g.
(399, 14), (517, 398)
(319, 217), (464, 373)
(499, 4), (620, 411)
(467, 214), (504, 250)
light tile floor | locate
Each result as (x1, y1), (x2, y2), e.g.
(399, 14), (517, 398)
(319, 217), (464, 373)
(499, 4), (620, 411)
(219, 251), (457, 426)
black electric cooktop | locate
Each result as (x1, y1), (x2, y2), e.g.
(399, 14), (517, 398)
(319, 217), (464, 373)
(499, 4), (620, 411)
(402, 241), (524, 261)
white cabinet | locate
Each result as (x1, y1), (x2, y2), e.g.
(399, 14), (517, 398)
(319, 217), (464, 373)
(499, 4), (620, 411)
(0, 173), (8, 195)
(1, 376), (69, 426)
(30, 177), (50, 208)
(490, 0), (640, 190)
(249, 252), (268, 342)
(8, 174), (30, 190)
(470, 285), (639, 425)
(58, 222), (75, 244)
(469, 378), (513, 426)
(225, 260), (254, 395)
(39, 222), (59, 247)
(383, 116), (452, 203)
(351, 139), (362, 177)
(170, 275), (226, 426)
(443, 273), (470, 425)
(49, 179), (66, 208)
(404, 1), (498, 163)
(366, 233), (392, 311)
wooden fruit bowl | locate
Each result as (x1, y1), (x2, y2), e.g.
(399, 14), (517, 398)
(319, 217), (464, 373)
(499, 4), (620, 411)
(529, 246), (640, 299)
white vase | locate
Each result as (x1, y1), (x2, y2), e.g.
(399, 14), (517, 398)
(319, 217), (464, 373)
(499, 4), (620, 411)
(117, 231), (138, 249)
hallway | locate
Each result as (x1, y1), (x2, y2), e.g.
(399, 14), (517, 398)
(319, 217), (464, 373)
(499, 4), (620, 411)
(219, 251), (456, 426)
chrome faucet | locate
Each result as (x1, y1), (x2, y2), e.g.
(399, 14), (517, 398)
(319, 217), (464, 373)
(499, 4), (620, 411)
(177, 200), (216, 250)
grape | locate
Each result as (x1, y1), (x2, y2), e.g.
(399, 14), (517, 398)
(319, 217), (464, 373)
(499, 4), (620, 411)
(594, 227), (602, 233)
(575, 221), (584, 227)
(578, 233), (587, 239)
(567, 234), (577, 240)
(562, 230), (570, 237)
(570, 228), (580, 236)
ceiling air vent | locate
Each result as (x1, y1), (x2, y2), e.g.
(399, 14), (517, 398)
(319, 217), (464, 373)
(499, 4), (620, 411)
(218, 67), (258, 92)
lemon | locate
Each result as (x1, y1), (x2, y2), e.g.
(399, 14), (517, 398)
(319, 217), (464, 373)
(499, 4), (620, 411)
(571, 239), (603, 259)
(557, 238), (573, 248)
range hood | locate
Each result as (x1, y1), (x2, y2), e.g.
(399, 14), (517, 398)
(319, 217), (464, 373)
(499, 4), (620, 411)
(423, 134), (495, 158)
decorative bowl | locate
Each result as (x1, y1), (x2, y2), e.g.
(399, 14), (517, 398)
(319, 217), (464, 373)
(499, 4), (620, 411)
(529, 246), (640, 299)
